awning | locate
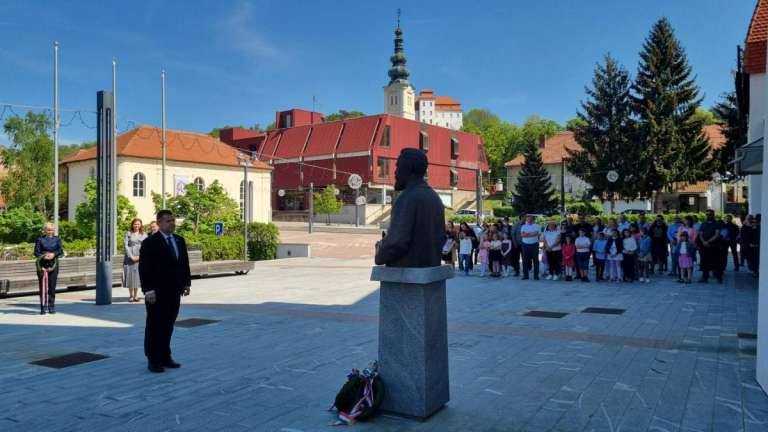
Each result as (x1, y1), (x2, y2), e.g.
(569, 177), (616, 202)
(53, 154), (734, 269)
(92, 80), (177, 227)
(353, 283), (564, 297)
(734, 137), (763, 175)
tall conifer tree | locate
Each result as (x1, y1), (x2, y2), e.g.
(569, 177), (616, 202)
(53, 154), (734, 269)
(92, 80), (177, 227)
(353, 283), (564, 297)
(631, 18), (712, 196)
(512, 142), (557, 215)
(568, 54), (637, 211)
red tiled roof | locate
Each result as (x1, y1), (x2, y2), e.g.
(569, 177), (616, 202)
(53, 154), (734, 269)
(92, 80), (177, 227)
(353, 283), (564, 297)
(675, 181), (711, 194)
(61, 125), (272, 170)
(505, 125), (726, 167)
(415, 91), (463, 112)
(745, 0), (768, 74)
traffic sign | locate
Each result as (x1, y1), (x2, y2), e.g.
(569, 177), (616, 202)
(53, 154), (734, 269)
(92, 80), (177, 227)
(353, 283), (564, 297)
(348, 174), (363, 190)
(355, 196), (367, 206)
(277, 189), (285, 197)
(214, 222), (224, 237)
(606, 170), (619, 183)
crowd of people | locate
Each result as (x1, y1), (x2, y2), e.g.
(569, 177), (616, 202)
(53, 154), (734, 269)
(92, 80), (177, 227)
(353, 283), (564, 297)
(442, 210), (761, 284)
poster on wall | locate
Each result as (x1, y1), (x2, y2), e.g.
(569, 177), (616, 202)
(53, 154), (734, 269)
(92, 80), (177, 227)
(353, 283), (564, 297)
(175, 175), (191, 196)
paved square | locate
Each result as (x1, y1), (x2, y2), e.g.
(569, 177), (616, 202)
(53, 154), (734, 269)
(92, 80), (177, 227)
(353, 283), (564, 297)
(0, 257), (765, 431)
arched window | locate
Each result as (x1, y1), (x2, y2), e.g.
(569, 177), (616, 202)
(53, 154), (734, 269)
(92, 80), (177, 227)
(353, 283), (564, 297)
(194, 177), (205, 191)
(132, 172), (145, 197)
(239, 180), (254, 221)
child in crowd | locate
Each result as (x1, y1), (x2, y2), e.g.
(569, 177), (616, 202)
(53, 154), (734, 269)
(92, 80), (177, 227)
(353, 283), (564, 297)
(606, 230), (624, 282)
(622, 229), (638, 282)
(489, 232), (502, 277)
(574, 229), (592, 282)
(458, 232), (473, 276)
(637, 227), (652, 283)
(500, 233), (512, 277)
(676, 231), (695, 283)
(478, 235), (490, 277)
(561, 235), (576, 281)
(593, 232), (607, 281)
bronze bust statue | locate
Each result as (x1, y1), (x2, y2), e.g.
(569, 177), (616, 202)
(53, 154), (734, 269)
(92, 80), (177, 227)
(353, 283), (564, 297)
(375, 148), (445, 267)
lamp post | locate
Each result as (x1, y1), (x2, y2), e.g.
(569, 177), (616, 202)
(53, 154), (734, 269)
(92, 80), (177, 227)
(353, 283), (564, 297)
(238, 154), (253, 261)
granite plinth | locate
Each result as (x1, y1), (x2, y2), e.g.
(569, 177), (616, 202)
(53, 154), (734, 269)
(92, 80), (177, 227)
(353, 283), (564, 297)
(371, 265), (454, 420)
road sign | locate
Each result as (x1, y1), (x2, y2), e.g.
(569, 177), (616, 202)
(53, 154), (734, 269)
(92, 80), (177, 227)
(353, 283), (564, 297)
(348, 174), (363, 190)
(277, 189), (285, 197)
(355, 196), (367, 206)
(606, 170), (619, 183)
(214, 222), (224, 237)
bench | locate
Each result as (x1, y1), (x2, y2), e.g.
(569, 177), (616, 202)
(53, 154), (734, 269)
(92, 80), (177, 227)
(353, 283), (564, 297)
(0, 250), (254, 297)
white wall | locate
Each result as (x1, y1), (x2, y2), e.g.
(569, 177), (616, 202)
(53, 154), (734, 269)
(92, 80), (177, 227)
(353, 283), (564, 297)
(756, 70), (768, 393)
(384, 83), (416, 120)
(66, 156), (272, 225)
(600, 199), (651, 214)
(749, 73), (766, 214)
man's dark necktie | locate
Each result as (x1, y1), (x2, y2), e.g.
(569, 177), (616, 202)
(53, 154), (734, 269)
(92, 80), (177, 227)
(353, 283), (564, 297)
(166, 236), (178, 259)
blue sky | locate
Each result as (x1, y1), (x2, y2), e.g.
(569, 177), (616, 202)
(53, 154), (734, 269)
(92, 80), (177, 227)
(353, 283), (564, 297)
(0, 1), (755, 146)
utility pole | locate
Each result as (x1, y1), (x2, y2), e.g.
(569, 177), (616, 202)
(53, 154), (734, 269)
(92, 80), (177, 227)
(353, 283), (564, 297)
(560, 158), (566, 215)
(475, 168), (483, 225)
(239, 154), (252, 261)
(161, 69), (167, 209)
(112, 58), (118, 255)
(95, 91), (115, 305)
(308, 182), (314, 234)
(53, 41), (59, 234)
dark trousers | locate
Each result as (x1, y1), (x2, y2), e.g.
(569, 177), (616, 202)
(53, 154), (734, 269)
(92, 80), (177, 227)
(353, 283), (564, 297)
(145, 294), (181, 364)
(36, 267), (58, 310)
(595, 258), (606, 280)
(522, 244), (539, 279)
(622, 254), (636, 280)
(726, 241), (739, 271)
(546, 250), (562, 276)
(510, 246), (521, 274)
(699, 244), (724, 281)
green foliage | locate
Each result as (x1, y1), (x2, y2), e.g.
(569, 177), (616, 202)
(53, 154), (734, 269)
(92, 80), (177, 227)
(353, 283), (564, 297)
(152, 180), (240, 235)
(1, 112), (55, 216)
(712, 92), (747, 178)
(247, 222), (279, 261)
(511, 143), (558, 216)
(313, 185), (344, 224)
(565, 118), (588, 131)
(448, 215), (477, 224)
(568, 54), (639, 202)
(692, 108), (719, 126)
(567, 201), (603, 216)
(463, 109), (562, 180)
(75, 178), (137, 237)
(63, 238), (96, 257)
(631, 17), (712, 196)
(0, 204), (47, 243)
(491, 207), (515, 218)
(59, 140), (96, 160)
(183, 234), (244, 261)
(58, 219), (92, 242)
(325, 110), (366, 122)
(0, 243), (34, 260)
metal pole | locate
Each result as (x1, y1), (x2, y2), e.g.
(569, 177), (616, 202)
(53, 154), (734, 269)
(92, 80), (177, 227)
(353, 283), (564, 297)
(560, 158), (565, 215)
(53, 41), (59, 234)
(161, 69), (167, 209)
(355, 188), (360, 227)
(243, 163), (249, 261)
(309, 182), (314, 234)
(475, 168), (482, 225)
(112, 58), (117, 255)
(96, 91), (115, 305)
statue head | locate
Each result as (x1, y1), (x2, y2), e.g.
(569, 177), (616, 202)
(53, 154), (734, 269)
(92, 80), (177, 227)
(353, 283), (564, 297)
(394, 148), (428, 191)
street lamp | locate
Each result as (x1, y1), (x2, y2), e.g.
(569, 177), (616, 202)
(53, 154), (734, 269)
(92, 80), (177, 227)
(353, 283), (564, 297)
(238, 153), (254, 261)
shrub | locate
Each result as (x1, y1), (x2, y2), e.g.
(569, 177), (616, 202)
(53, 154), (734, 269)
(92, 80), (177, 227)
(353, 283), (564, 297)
(0, 205), (46, 244)
(63, 238), (96, 257)
(567, 202), (603, 216)
(183, 234), (244, 261)
(247, 222), (279, 261)
(492, 207), (515, 218)
(449, 215), (477, 224)
(0, 243), (34, 260)
(58, 220), (92, 242)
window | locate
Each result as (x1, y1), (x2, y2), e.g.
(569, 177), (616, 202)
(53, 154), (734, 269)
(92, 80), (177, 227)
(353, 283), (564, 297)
(419, 131), (429, 152)
(132, 172), (145, 197)
(451, 137), (459, 159)
(377, 157), (391, 178)
(194, 177), (205, 192)
(450, 169), (459, 187)
(380, 125), (391, 147)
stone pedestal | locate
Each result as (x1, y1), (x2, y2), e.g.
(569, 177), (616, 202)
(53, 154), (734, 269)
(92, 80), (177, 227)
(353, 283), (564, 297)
(370, 265), (453, 420)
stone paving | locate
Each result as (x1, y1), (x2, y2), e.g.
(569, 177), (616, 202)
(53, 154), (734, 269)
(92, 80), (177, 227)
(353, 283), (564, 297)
(0, 257), (765, 431)
(279, 230), (380, 259)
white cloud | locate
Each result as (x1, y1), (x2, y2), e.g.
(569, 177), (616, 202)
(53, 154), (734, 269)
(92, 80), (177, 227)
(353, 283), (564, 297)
(223, 1), (280, 61)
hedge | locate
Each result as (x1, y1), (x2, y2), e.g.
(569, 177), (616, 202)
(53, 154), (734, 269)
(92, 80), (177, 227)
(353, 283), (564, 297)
(247, 222), (279, 261)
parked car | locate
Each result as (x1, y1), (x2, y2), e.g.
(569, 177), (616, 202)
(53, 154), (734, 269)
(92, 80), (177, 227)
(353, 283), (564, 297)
(454, 209), (492, 218)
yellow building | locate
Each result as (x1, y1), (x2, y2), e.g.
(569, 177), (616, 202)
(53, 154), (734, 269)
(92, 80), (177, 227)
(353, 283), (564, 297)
(61, 125), (273, 224)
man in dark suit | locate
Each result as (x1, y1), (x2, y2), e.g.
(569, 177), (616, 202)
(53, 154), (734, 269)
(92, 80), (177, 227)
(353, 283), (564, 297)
(139, 209), (191, 373)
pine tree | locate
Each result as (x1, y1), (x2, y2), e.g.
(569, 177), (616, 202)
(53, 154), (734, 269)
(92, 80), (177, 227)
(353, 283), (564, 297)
(712, 91), (747, 179)
(568, 54), (638, 212)
(631, 17), (712, 196)
(512, 142), (557, 215)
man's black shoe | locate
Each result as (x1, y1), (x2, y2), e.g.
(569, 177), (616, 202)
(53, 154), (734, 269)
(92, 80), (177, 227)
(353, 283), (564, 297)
(163, 359), (181, 368)
(148, 363), (165, 373)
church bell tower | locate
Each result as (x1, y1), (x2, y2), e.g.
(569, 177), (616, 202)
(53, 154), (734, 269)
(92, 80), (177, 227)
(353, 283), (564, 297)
(384, 11), (415, 120)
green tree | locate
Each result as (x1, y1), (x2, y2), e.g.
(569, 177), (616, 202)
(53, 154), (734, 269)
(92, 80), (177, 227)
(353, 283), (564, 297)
(325, 110), (366, 122)
(313, 185), (343, 224)
(1, 112), (54, 216)
(692, 108), (720, 126)
(565, 117), (588, 132)
(568, 54), (638, 212)
(0, 204), (47, 244)
(463, 108), (501, 131)
(631, 17), (713, 196)
(151, 179), (240, 234)
(712, 92), (747, 178)
(511, 142), (558, 216)
(59, 140), (96, 160)
(74, 178), (137, 236)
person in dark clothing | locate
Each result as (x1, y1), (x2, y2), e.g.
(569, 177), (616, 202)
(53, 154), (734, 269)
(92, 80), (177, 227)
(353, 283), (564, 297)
(697, 210), (724, 283)
(649, 215), (668, 274)
(723, 214), (740, 272)
(34, 222), (64, 315)
(139, 210), (192, 373)
(741, 214), (760, 276)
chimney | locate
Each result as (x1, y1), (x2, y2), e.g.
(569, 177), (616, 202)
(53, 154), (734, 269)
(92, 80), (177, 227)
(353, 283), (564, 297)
(538, 135), (546, 149)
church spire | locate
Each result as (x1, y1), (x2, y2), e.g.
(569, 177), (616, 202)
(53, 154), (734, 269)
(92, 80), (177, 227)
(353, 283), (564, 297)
(387, 9), (410, 86)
